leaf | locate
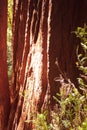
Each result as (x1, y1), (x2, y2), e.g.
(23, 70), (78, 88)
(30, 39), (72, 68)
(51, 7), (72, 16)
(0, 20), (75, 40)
(80, 57), (87, 64)
(53, 96), (60, 103)
(77, 78), (84, 86)
(81, 42), (87, 50)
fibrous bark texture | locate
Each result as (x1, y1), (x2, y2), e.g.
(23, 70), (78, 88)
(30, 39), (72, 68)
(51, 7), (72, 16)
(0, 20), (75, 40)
(0, 0), (10, 129)
(7, 0), (87, 130)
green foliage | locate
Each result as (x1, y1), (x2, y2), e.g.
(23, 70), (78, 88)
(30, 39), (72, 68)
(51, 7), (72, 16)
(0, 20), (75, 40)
(30, 87), (87, 130)
(52, 87), (87, 130)
(33, 111), (50, 130)
(74, 24), (87, 130)
(74, 24), (87, 93)
(25, 111), (51, 130)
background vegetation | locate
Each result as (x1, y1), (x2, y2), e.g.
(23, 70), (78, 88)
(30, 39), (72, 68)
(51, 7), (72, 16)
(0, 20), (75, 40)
(7, 0), (13, 83)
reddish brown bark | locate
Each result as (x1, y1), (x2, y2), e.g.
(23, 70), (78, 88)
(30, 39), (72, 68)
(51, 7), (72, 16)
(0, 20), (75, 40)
(0, 0), (10, 129)
(7, 0), (87, 130)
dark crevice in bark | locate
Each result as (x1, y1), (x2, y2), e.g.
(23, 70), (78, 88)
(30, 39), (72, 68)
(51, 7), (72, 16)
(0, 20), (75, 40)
(7, 95), (18, 130)
(14, 97), (24, 128)
(12, 0), (21, 97)
(24, 122), (32, 130)
(33, 0), (42, 43)
(16, 0), (28, 64)
(12, 0), (21, 69)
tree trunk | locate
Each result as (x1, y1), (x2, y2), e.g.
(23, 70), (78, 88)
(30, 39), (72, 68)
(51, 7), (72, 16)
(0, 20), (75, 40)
(0, 0), (10, 129)
(7, 0), (87, 130)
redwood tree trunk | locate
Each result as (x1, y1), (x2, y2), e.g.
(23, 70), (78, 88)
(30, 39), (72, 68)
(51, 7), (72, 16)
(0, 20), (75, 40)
(7, 0), (87, 130)
(0, 0), (10, 129)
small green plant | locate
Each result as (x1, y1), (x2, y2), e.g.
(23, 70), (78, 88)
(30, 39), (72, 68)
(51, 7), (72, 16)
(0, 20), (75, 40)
(53, 86), (87, 130)
(25, 111), (51, 130)
(33, 111), (50, 130)
(74, 24), (87, 93)
(73, 24), (87, 130)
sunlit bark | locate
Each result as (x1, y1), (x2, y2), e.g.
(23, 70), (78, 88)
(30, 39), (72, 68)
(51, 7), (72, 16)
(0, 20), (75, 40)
(7, 0), (87, 130)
